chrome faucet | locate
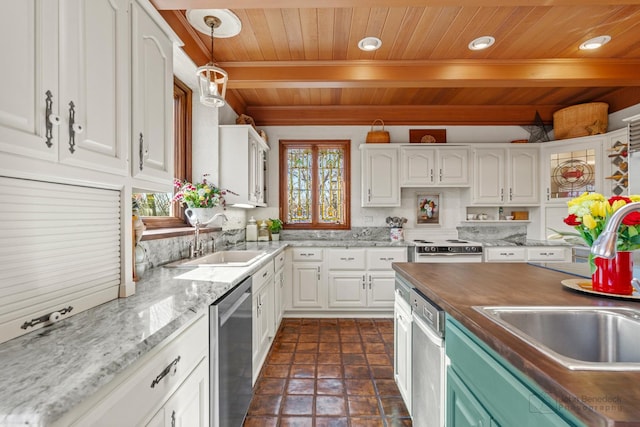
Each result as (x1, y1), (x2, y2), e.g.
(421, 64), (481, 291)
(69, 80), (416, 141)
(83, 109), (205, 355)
(189, 213), (229, 258)
(591, 202), (640, 259)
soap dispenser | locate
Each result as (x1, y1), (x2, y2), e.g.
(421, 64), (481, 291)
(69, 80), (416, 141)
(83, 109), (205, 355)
(246, 217), (258, 241)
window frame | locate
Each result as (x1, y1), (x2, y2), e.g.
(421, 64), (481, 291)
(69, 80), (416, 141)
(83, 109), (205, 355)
(279, 139), (351, 230)
(141, 76), (192, 229)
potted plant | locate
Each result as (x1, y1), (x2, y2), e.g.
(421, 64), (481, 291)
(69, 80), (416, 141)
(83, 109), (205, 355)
(268, 218), (283, 241)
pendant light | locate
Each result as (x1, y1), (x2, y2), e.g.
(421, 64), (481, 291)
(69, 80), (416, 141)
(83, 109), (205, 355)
(196, 15), (228, 107)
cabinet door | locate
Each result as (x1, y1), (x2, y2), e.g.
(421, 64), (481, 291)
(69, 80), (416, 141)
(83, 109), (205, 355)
(0, 1), (58, 161)
(274, 267), (285, 326)
(131, 0), (174, 188)
(400, 146), (435, 186)
(361, 147), (400, 207)
(473, 149), (506, 204)
(292, 263), (324, 308)
(58, 0), (128, 175)
(248, 138), (259, 204)
(447, 367), (492, 427)
(253, 278), (275, 372)
(508, 148), (539, 204)
(328, 272), (367, 308)
(438, 148), (469, 185)
(367, 273), (396, 308)
(159, 358), (209, 427)
(394, 300), (412, 413)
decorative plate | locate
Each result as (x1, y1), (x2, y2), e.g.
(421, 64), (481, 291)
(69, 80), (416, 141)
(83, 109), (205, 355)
(561, 278), (640, 301)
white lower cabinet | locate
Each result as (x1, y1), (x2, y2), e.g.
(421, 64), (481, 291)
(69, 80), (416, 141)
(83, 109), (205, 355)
(62, 314), (208, 427)
(252, 260), (275, 383)
(326, 247), (407, 310)
(485, 246), (571, 263)
(146, 358), (209, 427)
(291, 248), (325, 309)
(394, 298), (412, 414)
(274, 251), (286, 326)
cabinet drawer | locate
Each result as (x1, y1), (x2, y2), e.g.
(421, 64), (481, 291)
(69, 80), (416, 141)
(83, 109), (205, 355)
(291, 248), (323, 261)
(273, 251), (286, 272)
(527, 247), (568, 262)
(484, 247), (526, 262)
(367, 248), (408, 270)
(327, 249), (366, 270)
(70, 314), (208, 426)
(253, 260), (274, 290)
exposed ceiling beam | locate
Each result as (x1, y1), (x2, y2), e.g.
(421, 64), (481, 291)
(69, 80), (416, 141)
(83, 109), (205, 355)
(151, 0), (640, 9)
(221, 59), (640, 90)
(245, 105), (561, 126)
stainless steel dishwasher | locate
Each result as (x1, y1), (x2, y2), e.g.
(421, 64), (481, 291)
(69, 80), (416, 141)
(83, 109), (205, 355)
(411, 288), (445, 427)
(210, 276), (252, 427)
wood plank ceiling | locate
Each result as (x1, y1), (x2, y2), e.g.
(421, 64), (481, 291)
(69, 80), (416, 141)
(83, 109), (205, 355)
(153, 0), (640, 126)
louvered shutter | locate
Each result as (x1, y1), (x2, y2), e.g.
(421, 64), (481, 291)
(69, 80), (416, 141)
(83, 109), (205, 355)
(629, 118), (640, 153)
(0, 177), (121, 343)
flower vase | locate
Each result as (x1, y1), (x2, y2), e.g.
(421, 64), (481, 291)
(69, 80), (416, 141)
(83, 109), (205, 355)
(592, 251), (634, 295)
(184, 207), (222, 228)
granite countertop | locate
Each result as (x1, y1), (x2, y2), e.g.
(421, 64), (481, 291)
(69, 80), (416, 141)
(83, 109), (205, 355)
(392, 262), (640, 426)
(0, 245), (287, 427)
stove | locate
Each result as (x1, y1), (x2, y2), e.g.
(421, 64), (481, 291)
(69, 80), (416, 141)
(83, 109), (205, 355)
(413, 239), (483, 262)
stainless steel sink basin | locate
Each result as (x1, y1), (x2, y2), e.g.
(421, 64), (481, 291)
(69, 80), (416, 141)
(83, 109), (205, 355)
(474, 306), (640, 370)
(165, 250), (267, 268)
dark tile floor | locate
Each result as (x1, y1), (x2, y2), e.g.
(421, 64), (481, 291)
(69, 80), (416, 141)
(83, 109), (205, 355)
(244, 318), (412, 427)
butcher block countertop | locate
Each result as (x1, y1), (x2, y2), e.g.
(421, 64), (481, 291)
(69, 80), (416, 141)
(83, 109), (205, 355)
(392, 262), (640, 427)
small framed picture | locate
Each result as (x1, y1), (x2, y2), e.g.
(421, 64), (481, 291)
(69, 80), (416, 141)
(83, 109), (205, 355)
(409, 129), (447, 143)
(417, 194), (440, 225)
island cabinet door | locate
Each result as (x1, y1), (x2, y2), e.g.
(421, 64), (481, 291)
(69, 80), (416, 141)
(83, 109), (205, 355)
(447, 367), (492, 427)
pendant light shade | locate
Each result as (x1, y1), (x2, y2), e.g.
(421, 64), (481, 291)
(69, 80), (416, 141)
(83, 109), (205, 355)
(197, 16), (228, 108)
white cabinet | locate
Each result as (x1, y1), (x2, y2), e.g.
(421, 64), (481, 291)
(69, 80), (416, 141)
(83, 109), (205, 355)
(219, 125), (269, 207)
(63, 314), (208, 427)
(57, 0), (129, 175)
(0, 1), (58, 161)
(360, 145), (400, 207)
(400, 146), (469, 186)
(327, 247), (407, 309)
(273, 251), (286, 327)
(252, 260), (275, 382)
(291, 248), (324, 309)
(146, 358), (209, 427)
(484, 247), (527, 262)
(394, 298), (412, 413)
(472, 146), (539, 205)
(131, 0), (175, 189)
(526, 246), (571, 262)
(0, 0), (129, 175)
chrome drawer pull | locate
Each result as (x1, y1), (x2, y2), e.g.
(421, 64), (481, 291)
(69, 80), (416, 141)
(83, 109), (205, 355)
(150, 355), (181, 388)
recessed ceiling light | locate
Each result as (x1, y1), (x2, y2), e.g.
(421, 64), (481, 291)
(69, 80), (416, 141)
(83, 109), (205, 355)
(358, 37), (382, 51)
(579, 35), (611, 50)
(468, 36), (495, 51)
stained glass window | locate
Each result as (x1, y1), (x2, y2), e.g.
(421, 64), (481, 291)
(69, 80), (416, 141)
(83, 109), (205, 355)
(280, 140), (350, 230)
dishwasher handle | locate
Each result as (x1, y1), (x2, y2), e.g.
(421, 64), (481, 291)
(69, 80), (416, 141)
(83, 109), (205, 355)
(219, 291), (251, 327)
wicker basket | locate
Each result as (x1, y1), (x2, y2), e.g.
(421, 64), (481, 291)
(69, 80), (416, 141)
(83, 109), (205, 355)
(553, 102), (608, 140)
(366, 119), (390, 143)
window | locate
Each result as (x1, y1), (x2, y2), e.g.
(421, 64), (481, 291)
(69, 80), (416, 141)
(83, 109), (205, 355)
(134, 77), (192, 229)
(279, 140), (350, 230)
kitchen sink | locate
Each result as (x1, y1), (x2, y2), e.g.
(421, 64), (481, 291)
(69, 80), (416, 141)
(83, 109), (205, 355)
(165, 250), (267, 268)
(474, 306), (640, 370)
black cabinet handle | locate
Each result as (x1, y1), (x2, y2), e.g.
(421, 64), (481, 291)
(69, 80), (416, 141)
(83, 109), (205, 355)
(150, 355), (181, 388)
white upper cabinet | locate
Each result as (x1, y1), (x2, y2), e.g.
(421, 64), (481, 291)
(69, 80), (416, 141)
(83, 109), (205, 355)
(219, 125), (269, 207)
(361, 145), (400, 207)
(131, 0), (175, 189)
(0, 0), (129, 175)
(472, 146), (539, 205)
(58, 0), (129, 175)
(400, 146), (469, 186)
(0, 1), (58, 161)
